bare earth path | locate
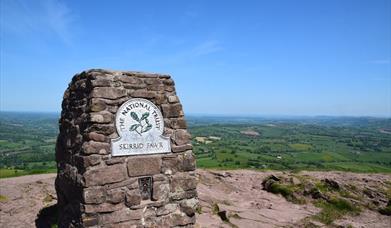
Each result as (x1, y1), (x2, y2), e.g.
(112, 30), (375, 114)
(0, 170), (390, 227)
(196, 169), (319, 227)
(0, 174), (57, 227)
(196, 170), (391, 228)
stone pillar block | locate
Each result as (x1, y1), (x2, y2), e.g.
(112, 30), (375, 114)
(55, 69), (197, 227)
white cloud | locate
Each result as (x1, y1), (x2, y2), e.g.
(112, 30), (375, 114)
(192, 40), (223, 57)
(42, 0), (75, 45)
(1, 0), (76, 45)
(139, 39), (224, 67)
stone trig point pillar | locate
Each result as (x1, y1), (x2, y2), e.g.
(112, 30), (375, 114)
(55, 69), (197, 227)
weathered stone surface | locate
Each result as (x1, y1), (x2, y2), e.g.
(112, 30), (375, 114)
(171, 172), (197, 192)
(106, 105), (118, 114)
(91, 79), (112, 87)
(84, 202), (123, 213)
(106, 177), (138, 190)
(82, 215), (99, 227)
(75, 154), (101, 167)
(82, 141), (110, 155)
(144, 78), (161, 85)
(83, 186), (106, 204)
(86, 132), (107, 142)
(156, 203), (177, 216)
(88, 124), (116, 136)
(87, 155), (101, 166)
(161, 103), (183, 118)
(143, 207), (157, 220)
(84, 164), (127, 186)
(172, 129), (191, 145)
(129, 90), (156, 98)
(172, 144), (192, 153)
(89, 111), (113, 124)
(123, 83), (145, 89)
(172, 213), (195, 226)
(167, 95), (179, 103)
(122, 71), (170, 78)
(161, 153), (195, 174)
(152, 182), (169, 201)
(96, 97), (128, 106)
(87, 70), (114, 79)
(170, 189), (198, 201)
(153, 94), (167, 105)
(105, 156), (125, 165)
(181, 209), (196, 219)
(162, 78), (174, 85)
(102, 221), (140, 228)
(128, 201), (164, 210)
(153, 174), (169, 182)
(165, 118), (187, 129)
(91, 87), (126, 99)
(164, 128), (174, 136)
(157, 212), (195, 227)
(125, 189), (141, 207)
(89, 98), (107, 112)
(162, 155), (179, 175)
(116, 75), (143, 84)
(127, 156), (161, 177)
(165, 86), (175, 92)
(106, 188), (125, 204)
(180, 198), (198, 216)
(147, 84), (165, 91)
(182, 151), (196, 171)
(100, 208), (142, 225)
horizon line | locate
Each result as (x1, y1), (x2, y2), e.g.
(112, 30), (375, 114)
(0, 110), (390, 119)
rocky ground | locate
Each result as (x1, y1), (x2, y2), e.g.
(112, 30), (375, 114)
(0, 174), (57, 227)
(0, 169), (390, 227)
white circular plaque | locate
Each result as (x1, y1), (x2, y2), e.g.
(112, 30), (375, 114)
(111, 98), (171, 156)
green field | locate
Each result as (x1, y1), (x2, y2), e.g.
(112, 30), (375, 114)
(0, 112), (390, 178)
(0, 168), (57, 178)
(189, 116), (391, 173)
(0, 112), (58, 178)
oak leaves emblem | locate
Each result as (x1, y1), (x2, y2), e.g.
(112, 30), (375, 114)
(129, 112), (153, 136)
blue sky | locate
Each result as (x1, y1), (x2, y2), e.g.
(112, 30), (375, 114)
(1, 0), (390, 116)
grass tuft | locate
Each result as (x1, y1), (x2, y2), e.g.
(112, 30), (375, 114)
(270, 183), (293, 198)
(196, 205), (203, 214)
(269, 182), (306, 204)
(43, 194), (54, 204)
(313, 197), (360, 225)
(378, 204), (391, 216)
(0, 194), (7, 202)
(212, 203), (220, 214)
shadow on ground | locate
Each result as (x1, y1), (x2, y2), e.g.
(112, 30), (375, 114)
(35, 204), (58, 228)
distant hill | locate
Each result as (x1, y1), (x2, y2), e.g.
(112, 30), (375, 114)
(1, 112), (390, 177)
